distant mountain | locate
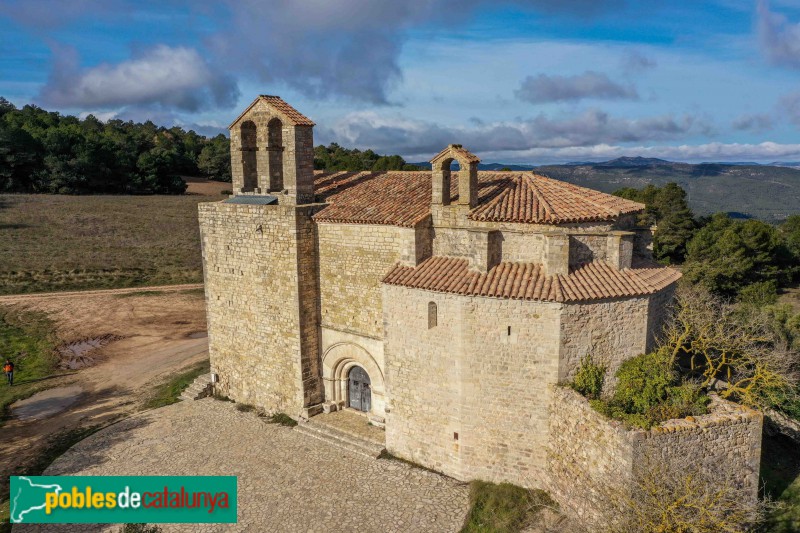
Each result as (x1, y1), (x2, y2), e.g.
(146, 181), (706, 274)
(592, 156), (672, 167)
(408, 162), (536, 171)
(479, 163), (537, 171)
(535, 159), (800, 222)
(408, 157), (800, 221)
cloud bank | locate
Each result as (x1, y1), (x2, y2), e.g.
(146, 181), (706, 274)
(323, 109), (711, 160)
(39, 45), (239, 111)
(516, 72), (639, 103)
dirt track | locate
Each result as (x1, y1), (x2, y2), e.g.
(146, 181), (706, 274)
(0, 283), (204, 304)
(0, 285), (210, 500)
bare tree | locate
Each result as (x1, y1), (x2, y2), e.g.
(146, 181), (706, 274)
(558, 460), (774, 533)
(662, 285), (799, 409)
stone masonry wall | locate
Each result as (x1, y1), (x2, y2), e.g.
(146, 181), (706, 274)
(547, 386), (633, 527)
(569, 235), (608, 265)
(558, 296), (650, 383)
(646, 283), (676, 349)
(547, 387), (763, 529)
(199, 201), (322, 415)
(634, 397), (763, 504)
(384, 285), (562, 484)
(499, 231), (546, 263)
(317, 222), (420, 340)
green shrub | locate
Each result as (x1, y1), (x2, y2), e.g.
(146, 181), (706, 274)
(738, 280), (779, 306)
(590, 351), (710, 429)
(461, 481), (556, 533)
(267, 413), (297, 427)
(570, 355), (606, 399)
(613, 349), (676, 415)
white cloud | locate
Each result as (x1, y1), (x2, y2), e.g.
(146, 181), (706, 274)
(620, 50), (657, 73)
(778, 91), (800, 125)
(516, 71), (639, 103)
(486, 141), (800, 164)
(732, 112), (774, 131)
(209, 0), (624, 104)
(757, 0), (800, 69)
(39, 45), (239, 111)
(320, 108), (713, 161)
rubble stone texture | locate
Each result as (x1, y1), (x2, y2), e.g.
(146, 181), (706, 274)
(547, 387), (763, 529)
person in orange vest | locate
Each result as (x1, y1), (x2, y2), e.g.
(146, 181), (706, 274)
(3, 359), (13, 386)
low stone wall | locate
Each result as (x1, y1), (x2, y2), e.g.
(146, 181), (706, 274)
(547, 386), (762, 529)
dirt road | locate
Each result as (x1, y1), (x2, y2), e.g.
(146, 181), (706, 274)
(0, 283), (204, 304)
(0, 286), (210, 500)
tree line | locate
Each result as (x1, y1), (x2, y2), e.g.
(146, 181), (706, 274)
(0, 98), (214, 194)
(611, 182), (800, 419)
(614, 183), (800, 302)
(0, 99), (424, 195)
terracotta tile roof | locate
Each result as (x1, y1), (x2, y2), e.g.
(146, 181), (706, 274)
(258, 95), (315, 126)
(469, 173), (643, 224)
(382, 257), (681, 303)
(430, 144), (481, 164)
(228, 95), (315, 128)
(314, 171), (431, 227)
(312, 171), (644, 227)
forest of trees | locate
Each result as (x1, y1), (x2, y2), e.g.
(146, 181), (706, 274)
(0, 99), (423, 195)
(612, 184), (800, 421)
(313, 143), (421, 172)
(0, 98), (212, 194)
(614, 184), (800, 301)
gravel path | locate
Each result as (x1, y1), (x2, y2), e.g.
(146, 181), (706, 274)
(14, 398), (470, 533)
(0, 283), (204, 303)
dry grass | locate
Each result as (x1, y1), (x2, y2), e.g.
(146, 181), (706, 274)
(0, 189), (224, 295)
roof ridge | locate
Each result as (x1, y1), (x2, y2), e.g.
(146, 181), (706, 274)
(531, 173), (621, 219)
(524, 173), (555, 222)
(228, 95), (315, 129)
(538, 172), (645, 213)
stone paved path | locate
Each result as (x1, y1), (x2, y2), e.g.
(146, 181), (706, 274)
(306, 408), (386, 445)
(14, 399), (470, 533)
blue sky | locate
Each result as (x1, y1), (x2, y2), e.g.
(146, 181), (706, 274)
(3, 0), (800, 164)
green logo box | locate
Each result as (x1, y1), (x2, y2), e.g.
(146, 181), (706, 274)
(10, 476), (237, 524)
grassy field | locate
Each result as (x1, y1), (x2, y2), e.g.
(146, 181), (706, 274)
(460, 481), (555, 532)
(0, 307), (60, 424)
(0, 184), (225, 295)
(142, 359), (210, 410)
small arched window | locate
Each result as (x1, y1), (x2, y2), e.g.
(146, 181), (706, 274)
(428, 301), (437, 329)
(240, 120), (258, 192)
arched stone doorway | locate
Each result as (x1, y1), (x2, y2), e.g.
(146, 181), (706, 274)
(321, 341), (386, 418)
(347, 366), (371, 412)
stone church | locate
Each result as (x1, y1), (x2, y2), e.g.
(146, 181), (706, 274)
(198, 97), (758, 502)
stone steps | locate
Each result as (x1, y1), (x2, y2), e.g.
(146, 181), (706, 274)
(180, 373), (213, 401)
(294, 419), (385, 458)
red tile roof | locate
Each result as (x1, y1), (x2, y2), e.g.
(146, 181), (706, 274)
(430, 144), (481, 164)
(382, 257), (681, 303)
(259, 95), (315, 126)
(312, 171), (644, 227)
(228, 95), (315, 128)
(314, 171), (431, 227)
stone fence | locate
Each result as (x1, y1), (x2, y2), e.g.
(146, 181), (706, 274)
(547, 386), (763, 529)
